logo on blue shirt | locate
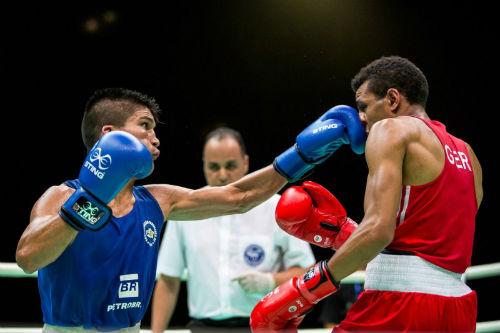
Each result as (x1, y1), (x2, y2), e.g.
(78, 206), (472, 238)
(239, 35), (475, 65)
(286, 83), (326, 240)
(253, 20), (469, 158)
(244, 244), (265, 266)
(143, 220), (157, 247)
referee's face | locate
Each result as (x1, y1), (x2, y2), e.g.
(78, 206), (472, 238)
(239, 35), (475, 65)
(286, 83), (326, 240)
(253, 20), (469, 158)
(203, 137), (249, 186)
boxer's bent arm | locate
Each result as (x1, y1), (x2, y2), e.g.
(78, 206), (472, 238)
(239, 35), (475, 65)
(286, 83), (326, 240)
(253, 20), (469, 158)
(148, 165), (287, 220)
(16, 185), (78, 273)
(328, 119), (406, 281)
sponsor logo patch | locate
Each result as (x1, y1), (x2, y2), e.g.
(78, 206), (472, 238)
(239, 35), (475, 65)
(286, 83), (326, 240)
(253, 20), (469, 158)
(118, 273), (139, 298)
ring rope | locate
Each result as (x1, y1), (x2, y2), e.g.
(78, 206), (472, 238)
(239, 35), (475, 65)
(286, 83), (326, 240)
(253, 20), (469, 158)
(2, 262), (499, 281)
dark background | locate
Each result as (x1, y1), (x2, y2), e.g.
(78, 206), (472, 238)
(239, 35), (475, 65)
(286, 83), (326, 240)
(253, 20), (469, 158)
(1, 0), (498, 328)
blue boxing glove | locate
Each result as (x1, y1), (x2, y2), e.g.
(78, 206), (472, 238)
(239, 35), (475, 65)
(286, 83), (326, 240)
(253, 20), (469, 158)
(59, 131), (153, 231)
(274, 105), (366, 182)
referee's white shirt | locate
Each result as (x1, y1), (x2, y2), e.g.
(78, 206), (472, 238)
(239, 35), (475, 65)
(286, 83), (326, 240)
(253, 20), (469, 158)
(156, 194), (315, 320)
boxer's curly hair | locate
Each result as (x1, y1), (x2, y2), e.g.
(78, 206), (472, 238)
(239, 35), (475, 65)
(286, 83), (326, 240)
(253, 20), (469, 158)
(81, 88), (161, 151)
(351, 56), (429, 107)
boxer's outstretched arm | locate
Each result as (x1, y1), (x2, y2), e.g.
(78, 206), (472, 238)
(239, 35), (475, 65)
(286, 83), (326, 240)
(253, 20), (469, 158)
(16, 185), (78, 273)
(328, 118), (406, 281)
(147, 165), (287, 221)
(150, 105), (365, 221)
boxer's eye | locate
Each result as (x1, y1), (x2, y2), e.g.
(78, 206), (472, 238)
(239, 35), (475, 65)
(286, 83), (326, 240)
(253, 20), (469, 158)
(357, 102), (367, 112)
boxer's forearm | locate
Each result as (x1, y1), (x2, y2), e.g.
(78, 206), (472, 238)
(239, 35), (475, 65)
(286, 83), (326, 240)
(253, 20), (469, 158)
(165, 165), (286, 220)
(16, 214), (78, 273)
(229, 165), (287, 211)
(327, 216), (393, 281)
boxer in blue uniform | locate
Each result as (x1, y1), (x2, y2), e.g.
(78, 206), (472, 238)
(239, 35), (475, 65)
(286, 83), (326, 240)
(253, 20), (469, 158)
(16, 87), (365, 332)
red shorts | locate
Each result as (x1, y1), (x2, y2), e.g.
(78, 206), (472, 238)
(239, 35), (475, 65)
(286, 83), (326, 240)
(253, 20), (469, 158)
(333, 290), (477, 333)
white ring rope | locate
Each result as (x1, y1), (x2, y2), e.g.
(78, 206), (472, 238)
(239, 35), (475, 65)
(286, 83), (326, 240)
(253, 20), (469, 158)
(2, 262), (499, 281)
(0, 262), (37, 278)
(1, 262), (499, 333)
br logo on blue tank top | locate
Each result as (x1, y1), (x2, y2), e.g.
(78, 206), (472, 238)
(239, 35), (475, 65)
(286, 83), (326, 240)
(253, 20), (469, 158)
(143, 220), (157, 247)
(244, 244), (265, 266)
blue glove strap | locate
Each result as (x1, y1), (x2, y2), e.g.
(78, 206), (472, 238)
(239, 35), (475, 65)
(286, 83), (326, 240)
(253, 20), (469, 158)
(59, 187), (112, 231)
(273, 145), (315, 182)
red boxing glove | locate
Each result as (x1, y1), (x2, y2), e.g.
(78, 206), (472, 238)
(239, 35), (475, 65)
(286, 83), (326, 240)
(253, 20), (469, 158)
(276, 181), (357, 249)
(250, 261), (338, 333)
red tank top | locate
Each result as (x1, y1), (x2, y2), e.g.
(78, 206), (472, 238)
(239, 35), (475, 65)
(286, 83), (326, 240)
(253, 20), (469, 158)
(388, 118), (477, 273)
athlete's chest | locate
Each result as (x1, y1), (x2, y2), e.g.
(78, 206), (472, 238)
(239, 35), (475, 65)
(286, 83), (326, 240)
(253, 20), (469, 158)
(73, 213), (161, 263)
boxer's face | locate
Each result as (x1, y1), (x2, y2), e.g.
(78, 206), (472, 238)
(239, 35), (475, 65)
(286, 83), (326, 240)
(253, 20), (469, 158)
(355, 81), (393, 134)
(108, 107), (161, 160)
(203, 137), (249, 186)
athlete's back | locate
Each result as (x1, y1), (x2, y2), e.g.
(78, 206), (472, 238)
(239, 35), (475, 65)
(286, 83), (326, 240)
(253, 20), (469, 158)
(389, 116), (480, 273)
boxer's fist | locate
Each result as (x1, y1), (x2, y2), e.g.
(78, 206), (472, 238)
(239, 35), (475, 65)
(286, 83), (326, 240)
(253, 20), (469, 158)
(320, 105), (366, 155)
(276, 181), (357, 249)
(273, 105), (366, 182)
(250, 261), (338, 333)
(60, 131), (153, 231)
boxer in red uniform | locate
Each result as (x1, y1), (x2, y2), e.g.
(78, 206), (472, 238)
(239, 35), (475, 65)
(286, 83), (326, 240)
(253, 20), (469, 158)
(250, 56), (482, 332)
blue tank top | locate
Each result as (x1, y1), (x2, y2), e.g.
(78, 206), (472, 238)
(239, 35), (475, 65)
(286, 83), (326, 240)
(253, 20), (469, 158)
(38, 180), (164, 331)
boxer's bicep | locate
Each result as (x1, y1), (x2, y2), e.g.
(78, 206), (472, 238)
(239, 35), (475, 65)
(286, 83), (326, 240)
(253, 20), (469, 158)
(30, 185), (74, 222)
(364, 120), (406, 230)
(146, 183), (242, 221)
(17, 185), (78, 273)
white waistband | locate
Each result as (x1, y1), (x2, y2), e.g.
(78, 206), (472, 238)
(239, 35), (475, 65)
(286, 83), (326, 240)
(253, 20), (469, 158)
(43, 323), (140, 333)
(364, 253), (471, 297)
